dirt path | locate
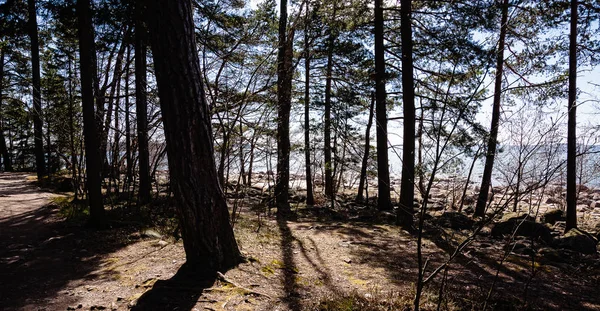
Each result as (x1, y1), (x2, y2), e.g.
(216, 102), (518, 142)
(0, 172), (56, 219)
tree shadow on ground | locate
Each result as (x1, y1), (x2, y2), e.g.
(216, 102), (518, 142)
(0, 174), (141, 310)
(131, 265), (216, 311)
(277, 216), (302, 311)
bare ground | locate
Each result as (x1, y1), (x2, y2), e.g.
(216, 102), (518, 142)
(1, 172), (600, 311)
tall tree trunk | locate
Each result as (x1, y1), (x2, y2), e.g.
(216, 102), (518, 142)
(566, 0), (578, 231)
(147, 0), (242, 272)
(275, 0), (294, 216)
(125, 46), (133, 191)
(28, 0), (45, 178)
(324, 29), (335, 199)
(374, 0), (392, 211)
(67, 56), (79, 199)
(356, 92), (375, 202)
(136, 0), (151, 205)
(77, 0), (105, 227)
(303, 4), (315, 205)
(0, 47), (12, 172)
(475, 0), (508, 217)
(398, 0), (416, 226)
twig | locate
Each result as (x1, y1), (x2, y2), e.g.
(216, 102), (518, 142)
(216, 271), (272, 299)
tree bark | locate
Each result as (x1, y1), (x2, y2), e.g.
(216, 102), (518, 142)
(77, 0), (105, 227)
(398, 0), (416, 226)
(324, 28), (335, 199)
(28, 0), (45, 178)
(303, 3), (315, 206)
(475, 0), (508, 217)
(147, 0), (242, 272)
(374, 0), (392, 211)
(0, 47), (12, 172)
(356, 92), (375, 202)
(136, 0), (151, 205)
(566, 0), (578, 231)
(275, 0), (294, 216)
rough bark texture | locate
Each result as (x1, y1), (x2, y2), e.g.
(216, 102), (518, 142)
(303, 7), (315, 206)
(475, 0), (508, 217)
(566, 0), (578, 231)
(398, 0), (415, 226)
(356, 92), (375, 202)
(136, 0), (151, 205)
(0, 47), (12, 172)
(275, 0), (294, 216)
(77, 0), (105, 226)
(147, 0), (242, 272)
(374, 0), (391, 211)
(28, 0), (45, 178)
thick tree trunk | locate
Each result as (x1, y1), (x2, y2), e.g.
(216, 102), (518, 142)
(566, 0), (578, 231)
(147, 0), (242, 272)
(356, 92), (375, 202)
(303, 5), (315, 205)
(475, 0), (508, 217)
(136, 0), (151, 205)
(398, 0), (416, 226)
(0, 47), (12, 172)
(275, 0), (294, 216)
(28, 0), (45, 178)
(77, 0), (105, 227)
(374, 0), (392, 211)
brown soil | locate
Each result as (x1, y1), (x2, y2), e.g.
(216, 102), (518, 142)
(1, 172), (600, 311)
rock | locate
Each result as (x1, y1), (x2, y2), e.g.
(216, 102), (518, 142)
(500, 212), (530, 222)
(553, 221), (566, 233)
(463, 206), (475, 214)
(461, 195), (475, 205)
(578, 204), (590, 212)
(541, 209), (564, 225)
(591, 201), (600, 209)
(435, 212), (475, 230)
(539, 247), (572, 263)
(141, 229), (163, 239)
(545, 197), (562, 205)
(554, 229), (598, 254)
(579, 198), (593, 207)
(491, 219), (553, 244)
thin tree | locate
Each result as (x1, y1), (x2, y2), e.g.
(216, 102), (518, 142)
(475, 0), (509, 217)
(136, 0), (151, 204)
(0, 45), (12, 171)
(275, 0), (294, 216)
(303, 2), (315, 206)
(146, 0), (242, 272)
(565, 0), (577, 231)
(77, 0), (105, 226)
(28, 0), (45, 178)
(374, 0), (392, 211)
(356, 92), (375, 202)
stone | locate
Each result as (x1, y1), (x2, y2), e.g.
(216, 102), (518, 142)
(500, 212), (530, 222)
(591, 201), (600, 209)
(491, 219), (553, 244)
(545, 197), (562, 205)
(541, 209), (564, 225)
(554, 228), (598, 254)
(435, 212), (475, 230)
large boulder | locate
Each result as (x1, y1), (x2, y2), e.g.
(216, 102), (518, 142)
(554, 229), (598, 254)
(491, 219), (553, 244)
(435, 212), (475, 230)
(541, 209), (565, 225)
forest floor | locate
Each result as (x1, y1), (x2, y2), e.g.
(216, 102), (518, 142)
(1, 172), (600, 311)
